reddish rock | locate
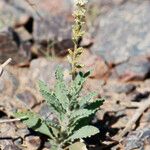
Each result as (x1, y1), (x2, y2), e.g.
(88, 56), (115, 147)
(81, 50), (109, 79)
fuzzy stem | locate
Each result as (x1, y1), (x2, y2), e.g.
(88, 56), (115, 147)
(69, 0), (88, 80)
(71, 42), (78, 80)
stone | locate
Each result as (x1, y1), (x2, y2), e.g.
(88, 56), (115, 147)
(29, 58), (69, 88)
(0, 27), (31, 65)
(0, 28), (19, 63)
(104, 81), (136, 94)
(116, 58), (150, 81)
(25, 135), (41, 150)
(13, 137), (23, 147)
(3, 144), (21, 150)
(0, 70), (19, 96)
(123, 127), (150, 150)
(91, 1), (150, 65)
(16, 90), (37, 108)
(15, 27), (32, 42)
(0, 0), (74, 55)
(33, 14), (73, 42)
(0, 0), (26, 28)
(80, 51), (109, 79)
(127, 91), (150, 102)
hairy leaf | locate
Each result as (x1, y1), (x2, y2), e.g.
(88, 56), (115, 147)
(38, 80), (64, 116)
(70, 71), (91, 100)
(68, 109), (95, 134)
(78, 92), (97, 108)
(68, 126), (99, 141)
(15, 111), (54, 138)
(55, 67), (69, 110)
(85, 99), (104, 110)
(71, 109), (95, 119)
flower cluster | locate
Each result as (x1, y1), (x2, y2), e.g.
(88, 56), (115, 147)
(68, 0), (88, 79)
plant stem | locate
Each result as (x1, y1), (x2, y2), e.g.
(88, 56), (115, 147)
(71, 42), (77, 80)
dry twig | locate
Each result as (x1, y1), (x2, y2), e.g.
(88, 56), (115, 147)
(0, 117), (28, 124)
(116, 97), (150, 141)
(0, 118), (21, 124)
(0, 58), (12, 77)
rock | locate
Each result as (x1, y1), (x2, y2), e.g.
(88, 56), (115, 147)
(0, 123), (22, 149)
(29, 58), (69, 88)
(127, 91), (150, 102)
(14, 137), (23, 147)
(80, 51), (109, 79)
(0, 0), (26, 28)
(0, 70), (19, 96)
(15, 27), (32, 42)
(104, 82), (136, 94)
(0, 0), (74, 56)
(32, 0), (74, 55)
(116, 58), (150, 81)
(123, 127), (150, 150)
(0, 28), (19, 63)
(16, 128), (30, 139)
(5, 0), (73, 42)
(33, 14), (73, 42)
(3, 144), (21, 150)
(0, 27), (31, 64)
(16, 90), (37, 108)
(25, 135), (41, 150)
(91, 1), (150, 65)
(0, 123), (19, 138)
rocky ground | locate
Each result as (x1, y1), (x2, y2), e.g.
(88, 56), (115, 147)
(0, 0), (150, 150)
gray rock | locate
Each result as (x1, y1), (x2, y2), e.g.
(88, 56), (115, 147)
(33, 14), (72, 42)
(0, 70), (19, 96)
(16, 90), (37, 108)
(91, 1), (150, 65)
(104, 82), (136, 94)
(0, 27), (31, 64)
(3, 144), (21, 150)
(1, 0), (73, 42)
(0, 0), (28, 28)
(29, 58), (69, 88)
(127, 91), (150, 102)
(116, 58), (150, 81)
(0, 28), (19, 63)
(25, 135), (41, 150)
(123, 127), (150, 150)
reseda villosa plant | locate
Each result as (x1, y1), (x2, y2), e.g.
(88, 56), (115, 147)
(15, 0), (104, 149)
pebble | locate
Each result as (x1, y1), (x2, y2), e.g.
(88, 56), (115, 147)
(123, 127), (150, 150)
(16, 90), (37, 108)
(25, 135), (41, 150)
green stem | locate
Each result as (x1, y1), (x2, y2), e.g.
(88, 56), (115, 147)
(71, 42), (77, 80)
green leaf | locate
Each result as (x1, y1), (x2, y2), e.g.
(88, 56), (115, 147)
(55, 66), (64, 82)
(78, 92), (97, 108)
(54, 67), (69, 110)
(85, 99), (104, 110)
(68, 109), (95, 134)
(71, 109), (95, 120)
(68, 126), (99, 141)
(45, 119), (60, 130)
(70, 71), (91, 98)
(15, 111), (54, 138)
(38, 80), (64, 116)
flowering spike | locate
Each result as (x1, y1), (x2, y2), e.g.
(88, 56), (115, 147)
(68, 0), (88, 79)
